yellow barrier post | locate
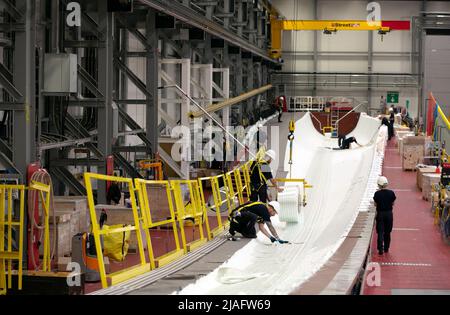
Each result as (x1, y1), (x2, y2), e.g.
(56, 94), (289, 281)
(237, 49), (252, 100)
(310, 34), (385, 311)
(171, 180), (207, 253)
(0, 185), (25, 295)
(84, 173), (150, 289)
(134, 179), (184, 268)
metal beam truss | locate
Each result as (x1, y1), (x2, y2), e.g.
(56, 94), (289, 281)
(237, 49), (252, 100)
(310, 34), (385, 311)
(0, 0), (274, 200)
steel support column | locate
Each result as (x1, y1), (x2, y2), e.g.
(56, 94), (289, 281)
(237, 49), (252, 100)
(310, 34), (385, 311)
(97, 0), (114, 203)
(146, 9), (159, 156)
(13, 0), (36, 180)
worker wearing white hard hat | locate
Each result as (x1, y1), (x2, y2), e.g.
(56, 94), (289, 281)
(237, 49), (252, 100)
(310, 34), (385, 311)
(228, 201), (288, 244)
(373, 176), (396, 255)
(249, 149), (283, 203)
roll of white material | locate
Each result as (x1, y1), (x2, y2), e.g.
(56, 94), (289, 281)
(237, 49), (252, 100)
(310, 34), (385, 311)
(277, 185), (301, 223)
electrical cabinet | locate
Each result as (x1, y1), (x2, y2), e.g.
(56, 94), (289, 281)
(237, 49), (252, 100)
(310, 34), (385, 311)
(44, 53), (77, 94)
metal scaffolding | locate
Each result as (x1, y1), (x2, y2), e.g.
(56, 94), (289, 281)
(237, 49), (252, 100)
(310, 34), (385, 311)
(0, 0), (277, 202)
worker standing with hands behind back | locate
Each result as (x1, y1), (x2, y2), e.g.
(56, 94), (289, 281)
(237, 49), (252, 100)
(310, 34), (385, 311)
(373, 176), (396, 255)
(249, 149), (283, 203)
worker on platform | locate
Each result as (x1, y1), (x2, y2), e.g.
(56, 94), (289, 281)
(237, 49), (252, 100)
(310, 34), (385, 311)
(249, 149), (283, 203)
(373, 176), (396, 255)
(338, 134), (362, 149)
(228, 201), (288, 244)
(275, 96), (284, 123)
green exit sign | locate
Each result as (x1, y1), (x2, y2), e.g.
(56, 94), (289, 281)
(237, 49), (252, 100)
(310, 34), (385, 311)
(387, 91), (399, 104)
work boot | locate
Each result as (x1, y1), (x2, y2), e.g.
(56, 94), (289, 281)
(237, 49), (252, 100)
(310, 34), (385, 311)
(378, 250), (384, 255)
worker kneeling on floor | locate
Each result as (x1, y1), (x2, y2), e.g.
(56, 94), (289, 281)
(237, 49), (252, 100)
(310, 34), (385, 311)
(228, 201), (288, 244)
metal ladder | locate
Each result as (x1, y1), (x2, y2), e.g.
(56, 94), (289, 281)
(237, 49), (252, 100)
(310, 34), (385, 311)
(331, 106), (339, 138)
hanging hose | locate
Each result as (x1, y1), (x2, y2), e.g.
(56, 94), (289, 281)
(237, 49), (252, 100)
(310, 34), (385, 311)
(27, 169), (56, 271)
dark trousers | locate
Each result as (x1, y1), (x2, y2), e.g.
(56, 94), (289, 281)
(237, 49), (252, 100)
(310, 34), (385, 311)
(229, 211), (258, 238)
(250, 186), (268, 203)
(278, 109), (282, 122)
(376, 211), (393, 252)
(388, 122), (394, 140)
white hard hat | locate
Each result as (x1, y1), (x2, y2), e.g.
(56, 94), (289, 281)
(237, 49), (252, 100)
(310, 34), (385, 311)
(377, 176), (388, 188)
(268, 201), (280, 213)
(265, 149), (276, 160)
(279, 96), (284, 100)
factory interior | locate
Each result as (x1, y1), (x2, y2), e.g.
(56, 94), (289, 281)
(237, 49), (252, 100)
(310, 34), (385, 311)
(0, 0), (449, 299)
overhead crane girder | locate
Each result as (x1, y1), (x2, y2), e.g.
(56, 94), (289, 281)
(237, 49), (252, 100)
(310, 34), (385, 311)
(269, 19), (411, 59)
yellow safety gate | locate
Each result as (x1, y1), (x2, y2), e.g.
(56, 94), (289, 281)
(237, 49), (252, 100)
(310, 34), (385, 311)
(84, 173), (150, 289)
(134, 179), (184, 268)
(0, 185), (25, 295)
(171, 180), (207, 253)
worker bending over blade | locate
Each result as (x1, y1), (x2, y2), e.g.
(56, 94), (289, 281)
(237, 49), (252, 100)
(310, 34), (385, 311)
(228, 201), (288, 244)
(338, 134), (362, 149)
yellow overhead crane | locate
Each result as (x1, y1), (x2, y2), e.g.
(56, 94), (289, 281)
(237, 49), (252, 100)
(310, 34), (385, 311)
(269, 19), (410, 60)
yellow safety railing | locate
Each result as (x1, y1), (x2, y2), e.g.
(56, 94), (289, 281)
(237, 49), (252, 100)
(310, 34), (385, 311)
(198, 174), (234, 240)
(28, 180), (52, 272)
(0, 185), (25, 295)
(241, 162), (252, 198)
(134, 179), (184, 268)
(171, 180), (207, 253)
(84, 173), (150, 289)
(322, 126), (334, 134)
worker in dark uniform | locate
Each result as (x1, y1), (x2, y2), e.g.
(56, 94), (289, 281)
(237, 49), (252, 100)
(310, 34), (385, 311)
(388, 107), (395, 140)
(338, 135), (362, 149)
(107, 181), (122, 205)
(228, 201), (288, 244)
(373, 176), (396, 255)
(249, 149), (283, 203)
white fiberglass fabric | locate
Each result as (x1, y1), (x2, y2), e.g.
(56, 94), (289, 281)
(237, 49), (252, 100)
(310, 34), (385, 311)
(178, 113), (382, 295)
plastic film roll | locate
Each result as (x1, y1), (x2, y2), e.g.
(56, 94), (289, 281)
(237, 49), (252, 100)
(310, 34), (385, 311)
(277, 186), (301, 223)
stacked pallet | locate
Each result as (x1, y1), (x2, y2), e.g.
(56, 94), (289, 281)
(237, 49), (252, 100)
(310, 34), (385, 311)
(422, 173), (441, 201)
(416, 165), (437, 190)
(40, 197), (89, 258)
(401, 136), (430, 171)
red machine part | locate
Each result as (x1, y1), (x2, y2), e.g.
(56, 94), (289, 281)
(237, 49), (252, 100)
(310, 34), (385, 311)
(26, 162), (41, 270)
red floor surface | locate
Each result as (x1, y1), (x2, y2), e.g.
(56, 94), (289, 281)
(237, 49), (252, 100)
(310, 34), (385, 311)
(363, 137), (450, 295)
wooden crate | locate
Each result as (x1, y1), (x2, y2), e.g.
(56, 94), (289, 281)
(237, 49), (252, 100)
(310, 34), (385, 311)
(40, 212), (72, 257)
(422, 173), (441, 201)
(402, 145), (424, 170)
(53, 196), (89, 233)
(416, 166), (437, 190)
